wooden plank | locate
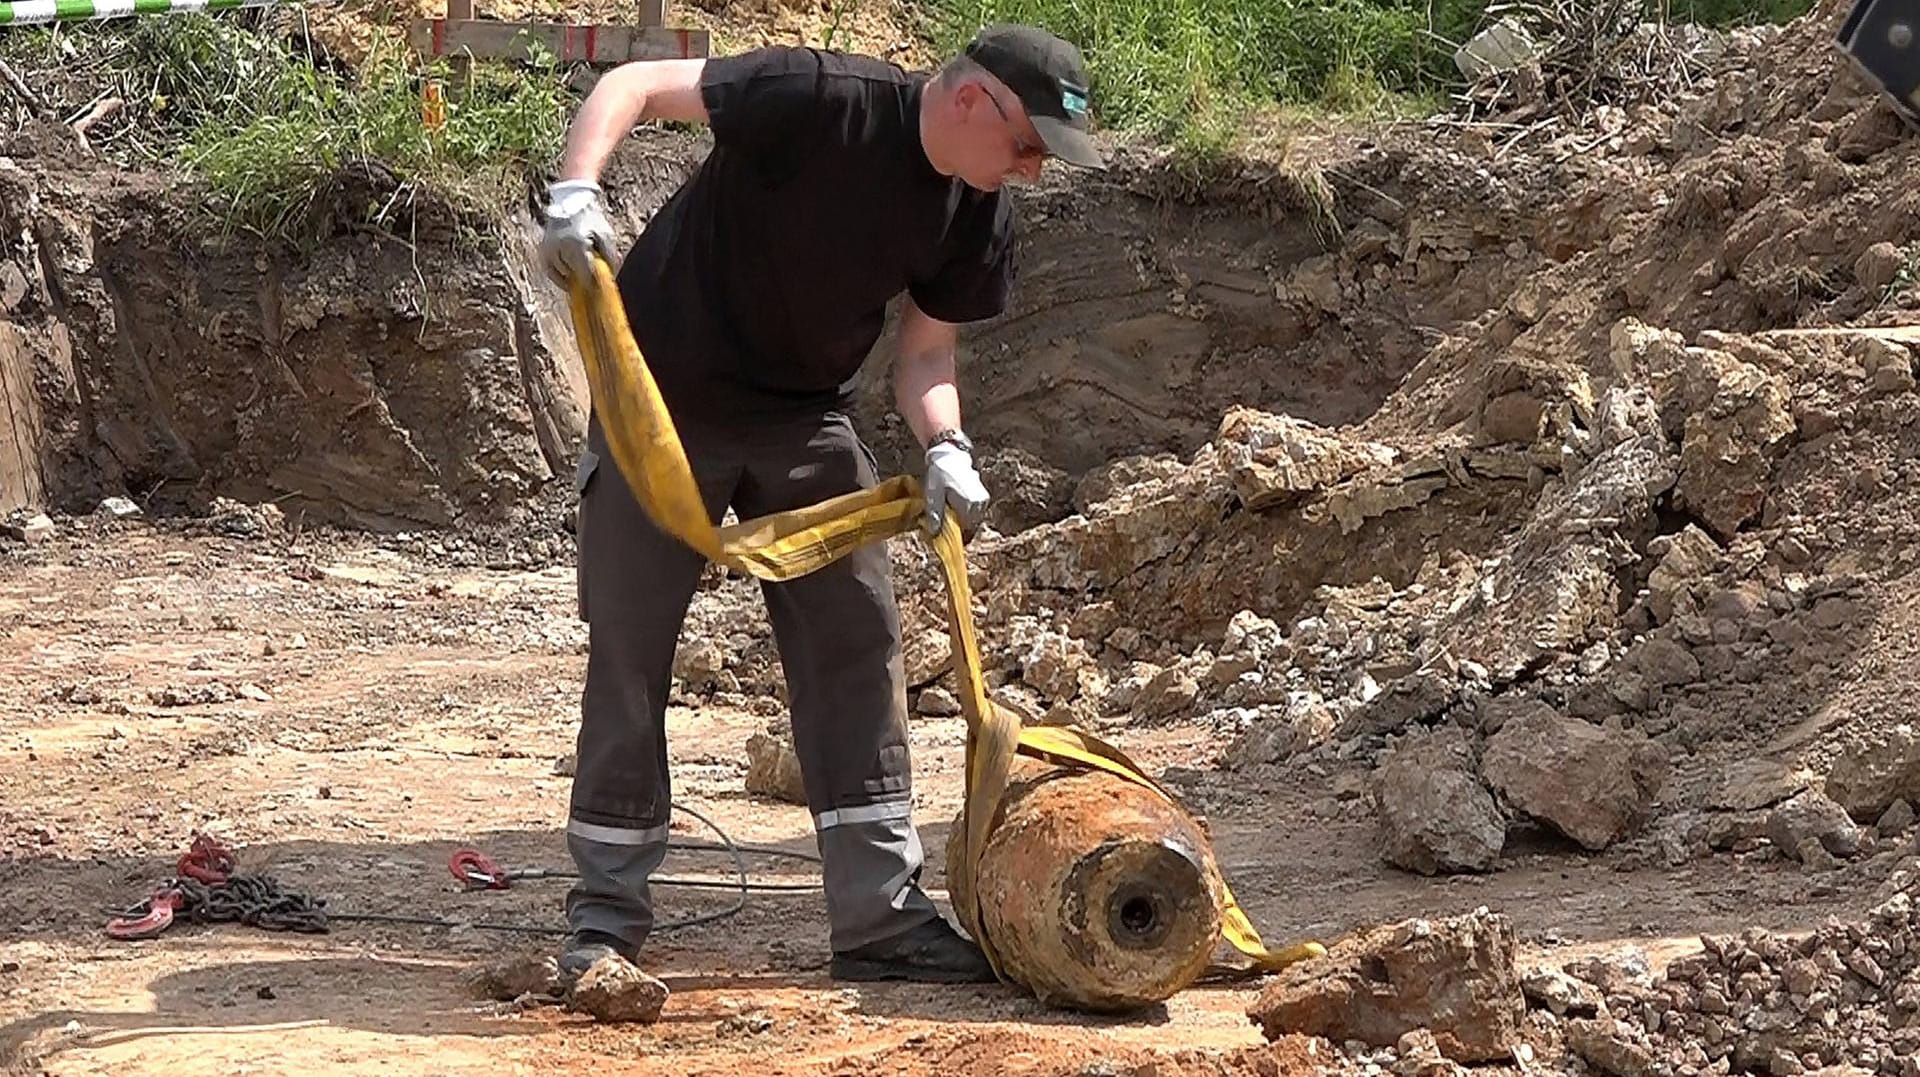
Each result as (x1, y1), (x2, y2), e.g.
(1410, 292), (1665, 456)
(637, 0), (663, 26)
(0, 325), (46, 516)
(408, 18), (708, 62)
(446, 0), (471, 19)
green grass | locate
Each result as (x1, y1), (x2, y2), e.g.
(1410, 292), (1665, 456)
(4, 15), (567, 242)
(2, 0), (1822, 240)
(927, 0), (1815, 158)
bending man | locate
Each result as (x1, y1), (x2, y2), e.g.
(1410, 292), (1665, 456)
(538, 24), (1104, 984)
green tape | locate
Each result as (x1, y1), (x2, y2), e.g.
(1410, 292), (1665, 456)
(0, 0), (308, 25)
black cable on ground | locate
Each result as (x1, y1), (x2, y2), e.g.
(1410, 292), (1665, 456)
(110, 801), (820, 940)
(645, 800), (749, 934)
(669, 838), (822, 864)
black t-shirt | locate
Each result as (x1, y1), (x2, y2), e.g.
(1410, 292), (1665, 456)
(615, 46), (1016, 421)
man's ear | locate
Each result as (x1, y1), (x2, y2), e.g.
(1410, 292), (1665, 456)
(951, 80), (982, 116)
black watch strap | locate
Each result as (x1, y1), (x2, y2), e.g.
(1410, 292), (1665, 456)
(928, 428), (973, 454)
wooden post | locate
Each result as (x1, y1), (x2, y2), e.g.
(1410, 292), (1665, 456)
(446, 0), (473, 86)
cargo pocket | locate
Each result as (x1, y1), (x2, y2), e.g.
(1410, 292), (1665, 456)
(825, 412), (884, 489)
(574, 448), (599, 622)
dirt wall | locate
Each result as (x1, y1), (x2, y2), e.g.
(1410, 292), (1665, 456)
(0, 126), (700, 529)
(1, 93), (1581, 535)
(848, 138), (1573, 528)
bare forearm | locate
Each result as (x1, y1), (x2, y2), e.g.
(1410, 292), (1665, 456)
(894, 344), (963, 448)
(559, 66), (651, 181)
(559, 59), (709, 183)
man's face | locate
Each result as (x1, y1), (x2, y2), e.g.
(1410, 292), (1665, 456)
(951, 79), (1048, 191)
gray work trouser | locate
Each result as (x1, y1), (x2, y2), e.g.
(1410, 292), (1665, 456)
(565, 407), (938, 954)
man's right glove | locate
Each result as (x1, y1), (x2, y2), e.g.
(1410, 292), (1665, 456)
(538, 179), (617, 285)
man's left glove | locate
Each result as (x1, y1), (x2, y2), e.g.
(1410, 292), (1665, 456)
(924, 436), (990, 537)
(538, 179), (617, 285)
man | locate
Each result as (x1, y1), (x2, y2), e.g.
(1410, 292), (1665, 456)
(536, 25), (1104, 984)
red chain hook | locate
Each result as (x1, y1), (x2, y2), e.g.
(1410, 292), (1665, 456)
(103, 833), (236, 940)
(448, 848), (509, 890)
(105, 886), (185, 940)
(178, 833), (234, 885)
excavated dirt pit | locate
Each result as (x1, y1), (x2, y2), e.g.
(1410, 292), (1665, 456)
(9, 0), (1920, 1072)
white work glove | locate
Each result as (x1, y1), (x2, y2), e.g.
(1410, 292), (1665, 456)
(924, 439), (990, 537)
(538, 178), (617, 285)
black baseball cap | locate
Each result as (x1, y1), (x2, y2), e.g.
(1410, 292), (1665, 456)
(963, 24), (1105, 170)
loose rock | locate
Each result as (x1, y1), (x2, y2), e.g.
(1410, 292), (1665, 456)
(916, 686), (962, 717)
(1214, 406), (1395, 510)
(467, 954), (562, 1001)
(1767, 789), (1862, 861)
(1135, 665), (1201, 722)
(1566, 1017), (1658, 1077)
(1855, 242), (1905, 291)
(1879, 799), (1915, 836)
(1393, 1028), (1467, 1077)
(1826, 725), (1920, 821)
(902, 628), (954, 688)
(1631, 636), (1701, 689)
(1248, 908), (1525, 1062)
(1221, 692), (1337, 767)
(1522, 968), (1604, 1017)
(744, 728), (808, 805)
(566, 955), (669, 1023)
(1668, 348), (1797, 540)
(1481, 705), (1668, 850)
(4, 512), (53, 543)
(1647, 525), (1722, 624)
(1372, 732), (1506, 875)
(976, 447), (1074, 532)
(674, 639), (729, 694)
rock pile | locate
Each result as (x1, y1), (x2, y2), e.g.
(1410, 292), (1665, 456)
(1251, 873), (1920, 1076)
(1528, 868), (1920, 1076)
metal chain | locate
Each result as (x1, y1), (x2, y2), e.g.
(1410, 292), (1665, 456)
(174, 873), (332, 933)
(109, 802), (810, 940)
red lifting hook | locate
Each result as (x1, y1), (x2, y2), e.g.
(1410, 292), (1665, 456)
(105, 887), (185, 940)
(178, 833), (234, 885)
(449, 848), (509, 890)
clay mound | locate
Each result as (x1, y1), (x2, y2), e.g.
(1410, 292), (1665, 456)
(666, 6), (1920, 820)
(828, 0), (1920, 883)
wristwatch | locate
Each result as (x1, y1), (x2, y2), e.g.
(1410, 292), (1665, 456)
(928, 428), (973, 454)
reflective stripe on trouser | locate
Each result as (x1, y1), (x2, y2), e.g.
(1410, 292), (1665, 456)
(564, 819), (672, 945)
(815, 800), (938, 953)
(566, 408), (937, 953)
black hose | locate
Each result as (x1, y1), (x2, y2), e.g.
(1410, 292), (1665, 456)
(109, 801), (822, 940)
(669, 838), (822, 864)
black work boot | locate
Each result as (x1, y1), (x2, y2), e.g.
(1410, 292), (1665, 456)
(829, 916), (998, 984)
(559, 928), (641, 985)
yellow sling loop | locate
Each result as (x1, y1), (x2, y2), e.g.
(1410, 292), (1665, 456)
(565, 256), (1324, 986)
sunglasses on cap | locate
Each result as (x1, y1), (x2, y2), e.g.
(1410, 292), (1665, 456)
(981, 87), (1048, 163)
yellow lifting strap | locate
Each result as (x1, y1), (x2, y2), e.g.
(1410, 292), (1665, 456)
(565, 256), (1324, 983)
